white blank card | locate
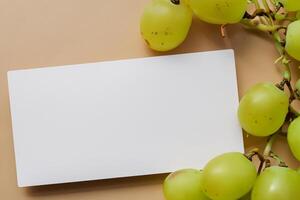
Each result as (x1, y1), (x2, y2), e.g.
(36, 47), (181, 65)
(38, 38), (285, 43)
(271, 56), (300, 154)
(8, 49), (243, 187)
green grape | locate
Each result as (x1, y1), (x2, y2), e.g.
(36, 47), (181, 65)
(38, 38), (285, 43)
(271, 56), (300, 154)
(163, 169), (210, 200)
(252, 166), (300, 200)
(286, 20), (300, 61)
(288, 117), (300, 161)
(238, 83), (289, 137)
(279, 0), (300, 11)
(188, 0), (247, 24)
(201, 152), (257, 200)
(140, 0), (192, 51)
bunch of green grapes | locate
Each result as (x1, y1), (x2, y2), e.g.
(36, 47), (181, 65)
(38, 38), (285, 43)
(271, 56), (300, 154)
(140, 0), (300, 200)
(163, 80), (300, 199)
(141, 0), (300, 53)
(140, 0), (247, 51)
(163, 152), (257, 200)
(163, 153), (300, 200)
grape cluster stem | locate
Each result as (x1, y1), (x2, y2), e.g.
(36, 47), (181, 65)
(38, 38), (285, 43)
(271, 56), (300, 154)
(239, 0), (300, 171)
(246, 133), (287, 175)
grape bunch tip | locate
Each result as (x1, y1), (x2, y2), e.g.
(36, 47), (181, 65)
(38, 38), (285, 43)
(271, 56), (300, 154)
(140, 0), (300, 200)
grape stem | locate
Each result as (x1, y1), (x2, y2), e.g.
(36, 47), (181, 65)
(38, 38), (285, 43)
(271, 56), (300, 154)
(260, 133), (288, 170)
(246, 132), (288, 173)
(240, 19), (285, 33)
(241, 0), (297, 171)
(242, 0), (298, 105)
(276, 79), (286, 90)
(241, 0), (293, 83)
(245, 148), (262, 161)
(170, 0), (180, 5)
(261, 0), (270, 13)
(262, 132), (288, 167)
(263, 133), (278, 157)
(289, 105), (300, 117)
(251, 0), (260, 9)
(269, 151), (288, 167)
(276, 79), (295, 102)
(286, 81), (296, 102)
(220, 25), (226, 37)
(245, 148), (265, 174)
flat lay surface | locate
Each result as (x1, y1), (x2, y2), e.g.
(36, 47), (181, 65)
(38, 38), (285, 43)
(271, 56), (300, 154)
(0, 0), (299, 199)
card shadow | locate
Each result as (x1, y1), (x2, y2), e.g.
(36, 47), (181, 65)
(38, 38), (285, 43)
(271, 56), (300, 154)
(25, 173), (166, 197)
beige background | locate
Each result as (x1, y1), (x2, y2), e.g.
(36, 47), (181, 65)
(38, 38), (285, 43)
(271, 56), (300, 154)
(0, 0), (299, 199)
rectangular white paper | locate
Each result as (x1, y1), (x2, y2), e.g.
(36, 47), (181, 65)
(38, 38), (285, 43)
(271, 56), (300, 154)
(8, 49), (243, 187)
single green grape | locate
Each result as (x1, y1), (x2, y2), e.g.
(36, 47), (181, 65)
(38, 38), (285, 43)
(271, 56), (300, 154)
(279, 0), (300, 11)
(201, 152), (257, 200)
(252, 166), (300, 200)
(163, 169), (210, 200)
(188, 0), (247, 24)
(238, 83), (289, 137)
(286, 20), (300, 61)
(140, 0), (192, 51)
(288, 117), (300, 161)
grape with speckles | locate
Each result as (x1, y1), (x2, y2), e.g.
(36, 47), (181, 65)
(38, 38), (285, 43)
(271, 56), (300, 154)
(140, 0), (192, 51)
